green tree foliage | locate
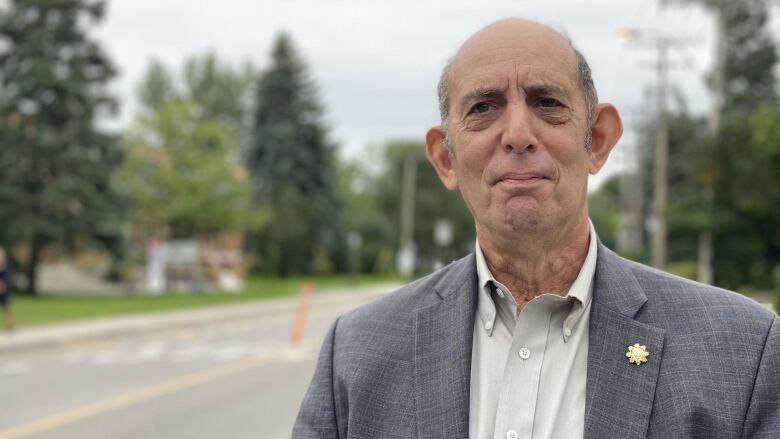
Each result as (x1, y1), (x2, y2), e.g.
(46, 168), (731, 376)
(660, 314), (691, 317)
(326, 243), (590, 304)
(717, 0), (777, 113)
(638, 112), (709, 263)
(338, 141), (474, 274)
(374, 141), (475, 272)
(121, 101), (256, 239)
(0, 0), (123, 293)
(137, 60), (176, 113)
(588, 176), (620, 251)
(706, 106), (780, 289)
(336, 156), (395, 273)
(247, 33), (342, 276)
(123, 55), (259, 240)
(695, 0), (776, 288)
(631, 0), (779, 289)
(182, 53), (254, 133)
(138, 54), (254, 145)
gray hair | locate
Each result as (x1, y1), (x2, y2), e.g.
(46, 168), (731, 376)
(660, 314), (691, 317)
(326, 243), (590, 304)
(437, 45), (598, 152)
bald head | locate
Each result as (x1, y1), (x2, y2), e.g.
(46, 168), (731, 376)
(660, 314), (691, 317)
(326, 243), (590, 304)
(437, 19), (598, 147)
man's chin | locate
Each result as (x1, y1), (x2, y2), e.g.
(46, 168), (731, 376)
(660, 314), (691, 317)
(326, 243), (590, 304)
(500, 208), (546, 234)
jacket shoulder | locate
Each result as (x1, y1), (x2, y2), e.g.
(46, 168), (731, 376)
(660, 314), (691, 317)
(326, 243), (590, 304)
(621, 257), (775, 332)
(337, 253), (474, 331)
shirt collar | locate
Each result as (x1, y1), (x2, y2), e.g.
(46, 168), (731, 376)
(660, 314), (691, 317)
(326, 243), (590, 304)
(475, 235), (500, 336)
(474, 220), (598, 337)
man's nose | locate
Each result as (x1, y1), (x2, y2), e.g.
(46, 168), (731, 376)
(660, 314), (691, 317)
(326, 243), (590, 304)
(499, 103), (538, 154)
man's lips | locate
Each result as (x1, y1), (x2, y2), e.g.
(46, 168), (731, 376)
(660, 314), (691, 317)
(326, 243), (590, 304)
(491, 172), (549, 186)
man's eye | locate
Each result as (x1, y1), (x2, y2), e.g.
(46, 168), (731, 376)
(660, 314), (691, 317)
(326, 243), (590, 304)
(537, 98), (561, 108)
(471, 102), (492, 114)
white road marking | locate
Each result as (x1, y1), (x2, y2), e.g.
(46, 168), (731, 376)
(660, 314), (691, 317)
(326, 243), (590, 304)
(0, 339), (320, 439)
(1, 361), (30, 375)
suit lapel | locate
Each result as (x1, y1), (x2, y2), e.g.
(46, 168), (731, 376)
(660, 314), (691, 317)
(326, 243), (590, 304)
(585, 244), (666, 439)
(414, 255), (477, 439)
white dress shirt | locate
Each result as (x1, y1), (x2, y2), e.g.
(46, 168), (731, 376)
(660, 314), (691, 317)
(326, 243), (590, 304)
(469, 222), (598, 439)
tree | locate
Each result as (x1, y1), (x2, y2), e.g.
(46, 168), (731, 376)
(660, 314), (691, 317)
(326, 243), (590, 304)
(336, 141), (476, 275)
(625, 0), (779, 289)
(121, 101), (256, 239)
(336, 156), (394, 273)
(373, 141), (475, 273)
(137, 59), (176, 113)
(705, 105), (780, 290)
(588, 176), (621, 251)
(0, 0), (123, 293)
(182, 53), (254, 138)
(247, 33), (342, 276)
(638, 111), (709, 263)
(138, 53), (254, 146)
(123, 55), (261, 241)
(717, 0), (776, 113)
(695, 0), (777, 288)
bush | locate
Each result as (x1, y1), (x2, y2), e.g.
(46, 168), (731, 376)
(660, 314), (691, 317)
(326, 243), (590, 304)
(666, 261), (698, 281)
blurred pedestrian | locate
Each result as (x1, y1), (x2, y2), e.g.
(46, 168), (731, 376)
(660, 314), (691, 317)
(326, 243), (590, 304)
(0, 245), (15, 331)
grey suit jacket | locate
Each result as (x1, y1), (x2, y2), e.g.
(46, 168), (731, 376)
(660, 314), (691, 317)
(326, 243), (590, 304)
(293, 244), (780, 438)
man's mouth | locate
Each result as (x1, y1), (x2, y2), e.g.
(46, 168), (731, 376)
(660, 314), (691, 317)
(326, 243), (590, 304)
(492, 172), (548, 186)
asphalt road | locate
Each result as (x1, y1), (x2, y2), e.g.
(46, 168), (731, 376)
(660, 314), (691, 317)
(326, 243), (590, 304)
(0, 286), (394, 439)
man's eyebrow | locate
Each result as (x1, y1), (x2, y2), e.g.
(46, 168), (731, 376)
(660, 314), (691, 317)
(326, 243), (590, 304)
(525, 84), (568, 98)
(459, 87), (505, 110)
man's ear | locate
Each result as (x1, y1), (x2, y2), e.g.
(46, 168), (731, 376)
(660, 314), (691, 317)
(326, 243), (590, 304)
(588, 103), (623, 174)
(425, 125), (459, 190)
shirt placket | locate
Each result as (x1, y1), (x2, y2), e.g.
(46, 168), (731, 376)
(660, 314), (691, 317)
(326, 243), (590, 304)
(493, 298), (553, 439)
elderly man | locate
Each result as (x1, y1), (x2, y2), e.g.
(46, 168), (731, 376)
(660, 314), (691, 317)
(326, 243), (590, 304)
(294, 18), (779, 439)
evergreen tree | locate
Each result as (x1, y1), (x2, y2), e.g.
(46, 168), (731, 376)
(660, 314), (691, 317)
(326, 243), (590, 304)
(248, 33), (342, 276)
(0, 0), (123, 293)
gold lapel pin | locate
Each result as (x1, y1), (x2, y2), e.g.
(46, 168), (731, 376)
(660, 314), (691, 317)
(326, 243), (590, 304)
(626, 343), (649, 365)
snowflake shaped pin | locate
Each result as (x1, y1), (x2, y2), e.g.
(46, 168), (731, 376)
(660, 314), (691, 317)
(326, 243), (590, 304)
(626, 343), (649, 366)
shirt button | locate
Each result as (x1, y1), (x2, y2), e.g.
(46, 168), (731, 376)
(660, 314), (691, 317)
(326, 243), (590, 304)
(496, 288), (505, 298)
(518, 347), (531, 359)
(564, 327), (572, 337)
(484, 320), (493, 331)
(506, 430), (519, 439)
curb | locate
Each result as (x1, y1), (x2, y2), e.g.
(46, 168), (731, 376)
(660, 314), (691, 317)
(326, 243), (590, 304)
(0, 283), (400, 354)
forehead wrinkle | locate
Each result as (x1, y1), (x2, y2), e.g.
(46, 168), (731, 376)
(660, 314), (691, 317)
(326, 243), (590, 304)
(525, 83), (569, 99)
(446, 18), (580, 100)
(453, 58), (578, 113)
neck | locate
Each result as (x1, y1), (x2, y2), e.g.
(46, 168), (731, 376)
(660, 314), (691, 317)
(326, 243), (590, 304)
(477, 216), (591, 311)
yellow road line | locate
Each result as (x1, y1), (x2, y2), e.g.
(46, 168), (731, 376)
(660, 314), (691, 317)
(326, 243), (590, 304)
(0, 340), (319, 439)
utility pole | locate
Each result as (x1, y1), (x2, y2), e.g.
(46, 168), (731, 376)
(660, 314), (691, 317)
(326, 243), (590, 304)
(651, 38), (670, 269)
(618, 19), (678, 270)
(396, 153), (417, 275)
(698, 4), (726, 285)
(617, 142), (644, 257)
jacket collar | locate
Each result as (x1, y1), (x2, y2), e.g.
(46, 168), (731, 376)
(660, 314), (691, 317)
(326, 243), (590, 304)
(413, 254), (477, 438)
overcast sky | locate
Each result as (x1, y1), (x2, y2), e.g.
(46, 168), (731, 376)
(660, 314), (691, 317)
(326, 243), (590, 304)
(94, 0), (724, 187)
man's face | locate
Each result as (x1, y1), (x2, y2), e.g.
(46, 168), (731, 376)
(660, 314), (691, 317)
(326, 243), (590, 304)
(428, 20), (614, 240)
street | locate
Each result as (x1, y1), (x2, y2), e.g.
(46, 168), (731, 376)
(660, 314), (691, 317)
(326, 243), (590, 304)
(0, 286), (396, 439)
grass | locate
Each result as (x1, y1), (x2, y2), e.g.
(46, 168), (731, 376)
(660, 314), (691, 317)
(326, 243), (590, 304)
(8, 274), (407, 328)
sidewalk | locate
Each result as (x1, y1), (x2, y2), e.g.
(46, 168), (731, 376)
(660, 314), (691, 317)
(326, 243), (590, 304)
(0, 283), (401, 354)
